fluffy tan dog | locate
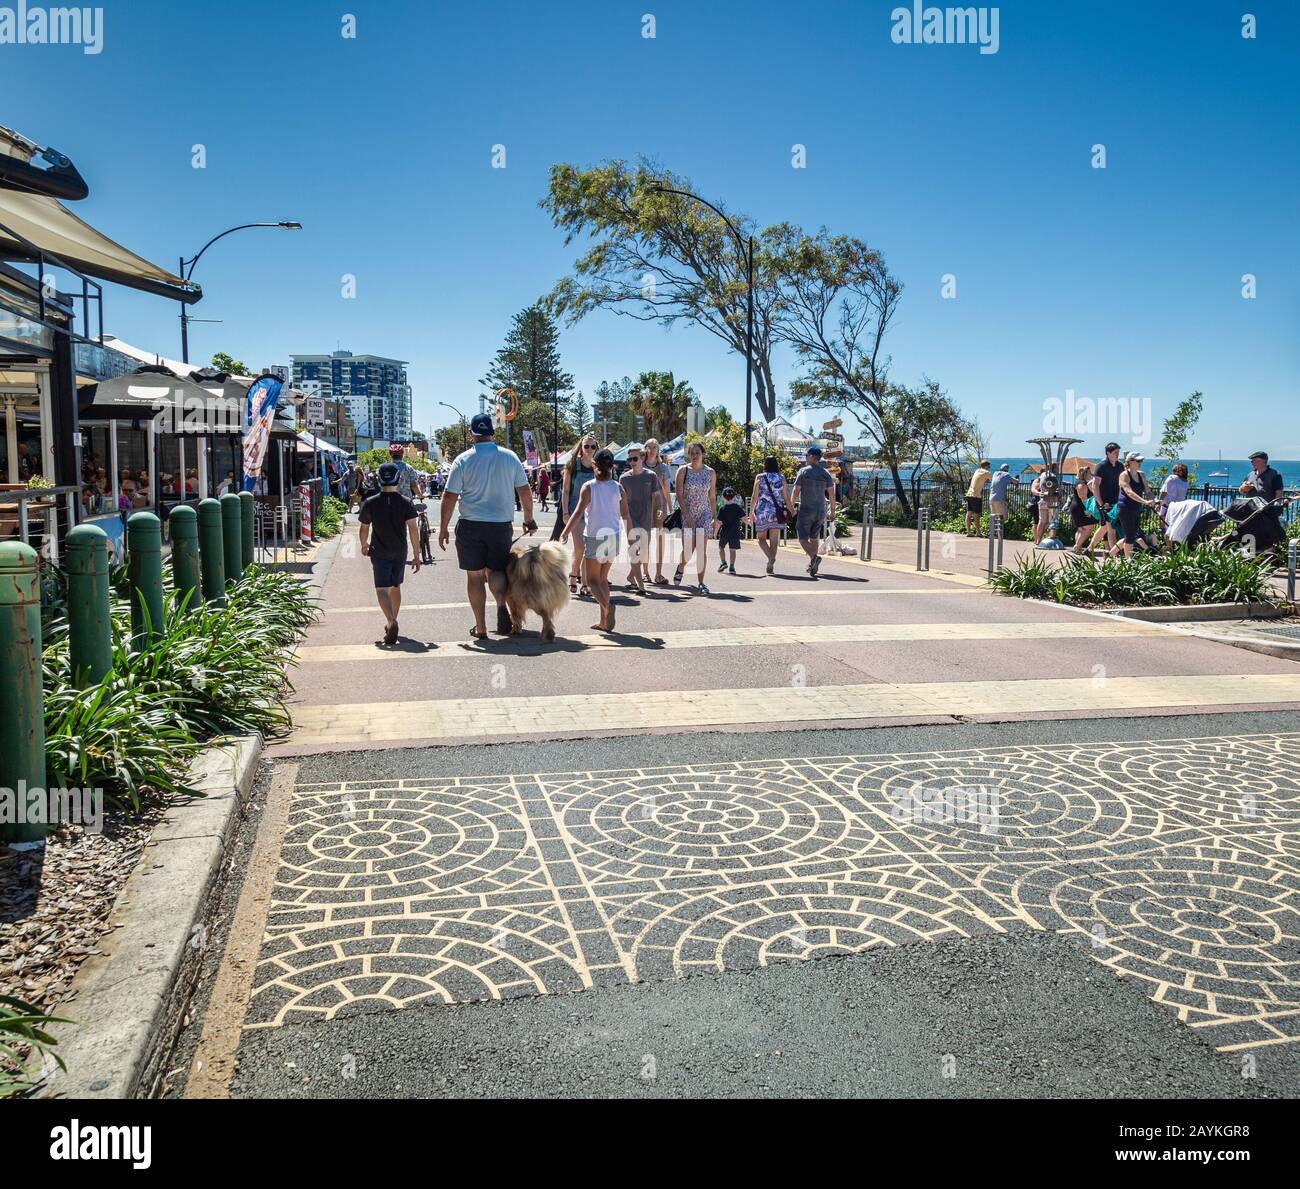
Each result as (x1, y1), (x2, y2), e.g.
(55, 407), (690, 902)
(505, 540), (571, 643)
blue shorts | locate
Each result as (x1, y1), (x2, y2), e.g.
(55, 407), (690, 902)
(371, 557), (406, 587)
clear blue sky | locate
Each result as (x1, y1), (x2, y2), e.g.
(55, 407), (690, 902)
(4, 0), (1297, 457)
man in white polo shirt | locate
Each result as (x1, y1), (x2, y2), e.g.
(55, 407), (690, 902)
(439, 413), (536, 639)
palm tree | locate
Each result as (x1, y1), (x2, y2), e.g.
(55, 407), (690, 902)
(634, 371), (696, 439)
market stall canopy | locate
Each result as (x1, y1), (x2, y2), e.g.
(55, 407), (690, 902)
(0, 125), (200, 304)
(297, 430), (346, 454)
(78, 368), (240, 432)
(612, 441), (644, 463)
(761, 416), (820, 449)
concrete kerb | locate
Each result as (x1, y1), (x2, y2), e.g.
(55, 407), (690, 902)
(41, 735), (261, 1100)
(39, 532), (343, 1099)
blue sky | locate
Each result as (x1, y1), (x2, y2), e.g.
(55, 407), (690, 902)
(3, 0), (1297, 457)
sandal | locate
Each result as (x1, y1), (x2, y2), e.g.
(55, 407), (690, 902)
(673, 567), (684, 586)
(469, 626), (488, 640)
(569, 574), (579, 593)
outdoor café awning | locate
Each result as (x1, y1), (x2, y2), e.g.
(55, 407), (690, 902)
(0, 125), (200, 304)
(0, 189), (201, 304)
(79, 369), (240, 433)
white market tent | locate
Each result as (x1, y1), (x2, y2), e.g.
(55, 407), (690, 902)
(297, 430), (346, 454)
(760, 416), (820, 450)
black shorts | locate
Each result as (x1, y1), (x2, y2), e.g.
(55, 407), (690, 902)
(370, 556), (405, 588)
(455, 519), (513, 573)
(718, 528), (741, 550)
(966, 496), (983, 514)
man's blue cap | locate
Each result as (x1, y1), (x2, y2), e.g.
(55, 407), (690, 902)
(377, 462), (400, 485)
(806, 445), (823, 457)
(470, 412), (494, 437)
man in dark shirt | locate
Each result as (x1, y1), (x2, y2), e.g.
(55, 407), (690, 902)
(1090, 441), (1123, 553)
(1240, 451), (1284, 500)
(359, 461), (420, 645)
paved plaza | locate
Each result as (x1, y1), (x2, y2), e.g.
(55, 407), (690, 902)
(171, 516), (1300, 1099)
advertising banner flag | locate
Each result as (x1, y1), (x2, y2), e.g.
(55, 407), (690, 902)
(522, 428), (539, 468)
(241, 375), (284, 492)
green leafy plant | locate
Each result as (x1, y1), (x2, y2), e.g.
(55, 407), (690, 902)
(40, 565), (317, 811)
(315, 495), (348, 538)
(1, 996), (72, 1099)
(988, 545), (1278, 607)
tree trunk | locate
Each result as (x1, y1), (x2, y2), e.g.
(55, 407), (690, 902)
(889, 461), (913, 518)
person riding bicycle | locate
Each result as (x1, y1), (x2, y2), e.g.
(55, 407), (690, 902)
(387, 442), (422, 501)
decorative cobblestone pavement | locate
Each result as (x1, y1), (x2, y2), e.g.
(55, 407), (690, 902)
(247, 732), (1300, 1054)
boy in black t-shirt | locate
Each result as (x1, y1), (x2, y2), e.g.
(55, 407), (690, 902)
(359, 462), (421, 645)
(715, 487), (744, 574)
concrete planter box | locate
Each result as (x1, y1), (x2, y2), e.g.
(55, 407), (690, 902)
(1109, 602), (1288, 623)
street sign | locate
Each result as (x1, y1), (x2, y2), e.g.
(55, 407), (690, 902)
(305, 396), (325, 427)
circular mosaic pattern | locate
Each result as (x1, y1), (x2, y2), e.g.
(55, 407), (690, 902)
(280, 793), (524, 886)
(1095, 743), (1300, 822)
(560, 773), (861, 873)
(850, 757), (1158, 851)
(1045, 863), (1300, 1010)
(618, 874), (995, 979)
(250, 911), (588, 1027)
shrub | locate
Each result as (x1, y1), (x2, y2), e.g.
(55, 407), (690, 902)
(1, 996), (71, 1099)
(40, 564), (317, 811)
(988, 545), (1278, 607)
(316, 495), (347, 538)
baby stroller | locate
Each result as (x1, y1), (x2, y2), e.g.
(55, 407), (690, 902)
(1167, 499), (1224, 548)
(1216, 496), (1289, 555)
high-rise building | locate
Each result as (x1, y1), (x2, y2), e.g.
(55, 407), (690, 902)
(290, 350), (411, 444)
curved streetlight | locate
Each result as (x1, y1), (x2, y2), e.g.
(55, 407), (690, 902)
(178, 221), (303, 363)
(650, 184), (755, 443)
(439, 401), (470, 457)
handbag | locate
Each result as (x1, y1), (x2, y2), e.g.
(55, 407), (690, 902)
(663, 506), (682, 531)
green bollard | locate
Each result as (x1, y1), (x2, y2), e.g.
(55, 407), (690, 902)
(198, 498), (226, 604)
(65, 524), (113, 687)
(127, 512), (164, 649)
(239, 490), (254, 570)
(0, 542), (47, 844)
(169, 504), (201, 611)
(220, 492), (244, 585)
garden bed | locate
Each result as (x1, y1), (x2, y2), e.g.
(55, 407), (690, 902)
(1, 564), (316, 1097)
(987, 544), (1285, 610)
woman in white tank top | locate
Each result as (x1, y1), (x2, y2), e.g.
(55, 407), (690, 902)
(562, 448), (631, 633)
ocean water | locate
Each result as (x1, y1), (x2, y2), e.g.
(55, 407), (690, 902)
(855, 458), (1300, 490)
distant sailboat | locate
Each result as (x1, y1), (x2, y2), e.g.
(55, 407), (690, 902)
(1208, 451), (1228, 480)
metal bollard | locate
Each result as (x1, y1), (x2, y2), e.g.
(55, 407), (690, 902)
(997, 515), (1005, 570)
(1288, 538), (1297, 604)
(239, 491), (255, 570)
(924, 509), (931, 570)
(916, 508), (931, 571)
(169, 504), (201, 611)
(198, 498), (226, 603)
(65, 524), (113, 687)
(220, 493), (244, 585)
(987, 515), (999, 575)
(127, 512), (164, 648)
(0, 542), (46, 844)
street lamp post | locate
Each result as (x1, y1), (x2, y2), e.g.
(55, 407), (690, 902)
(178, 221), (302, 364)
(651, 185), (755, 444)
(438, 402), (469, 456)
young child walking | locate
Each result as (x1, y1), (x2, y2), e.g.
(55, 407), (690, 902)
(562, 448), (631, 632)
(715, 486), (744, 574)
